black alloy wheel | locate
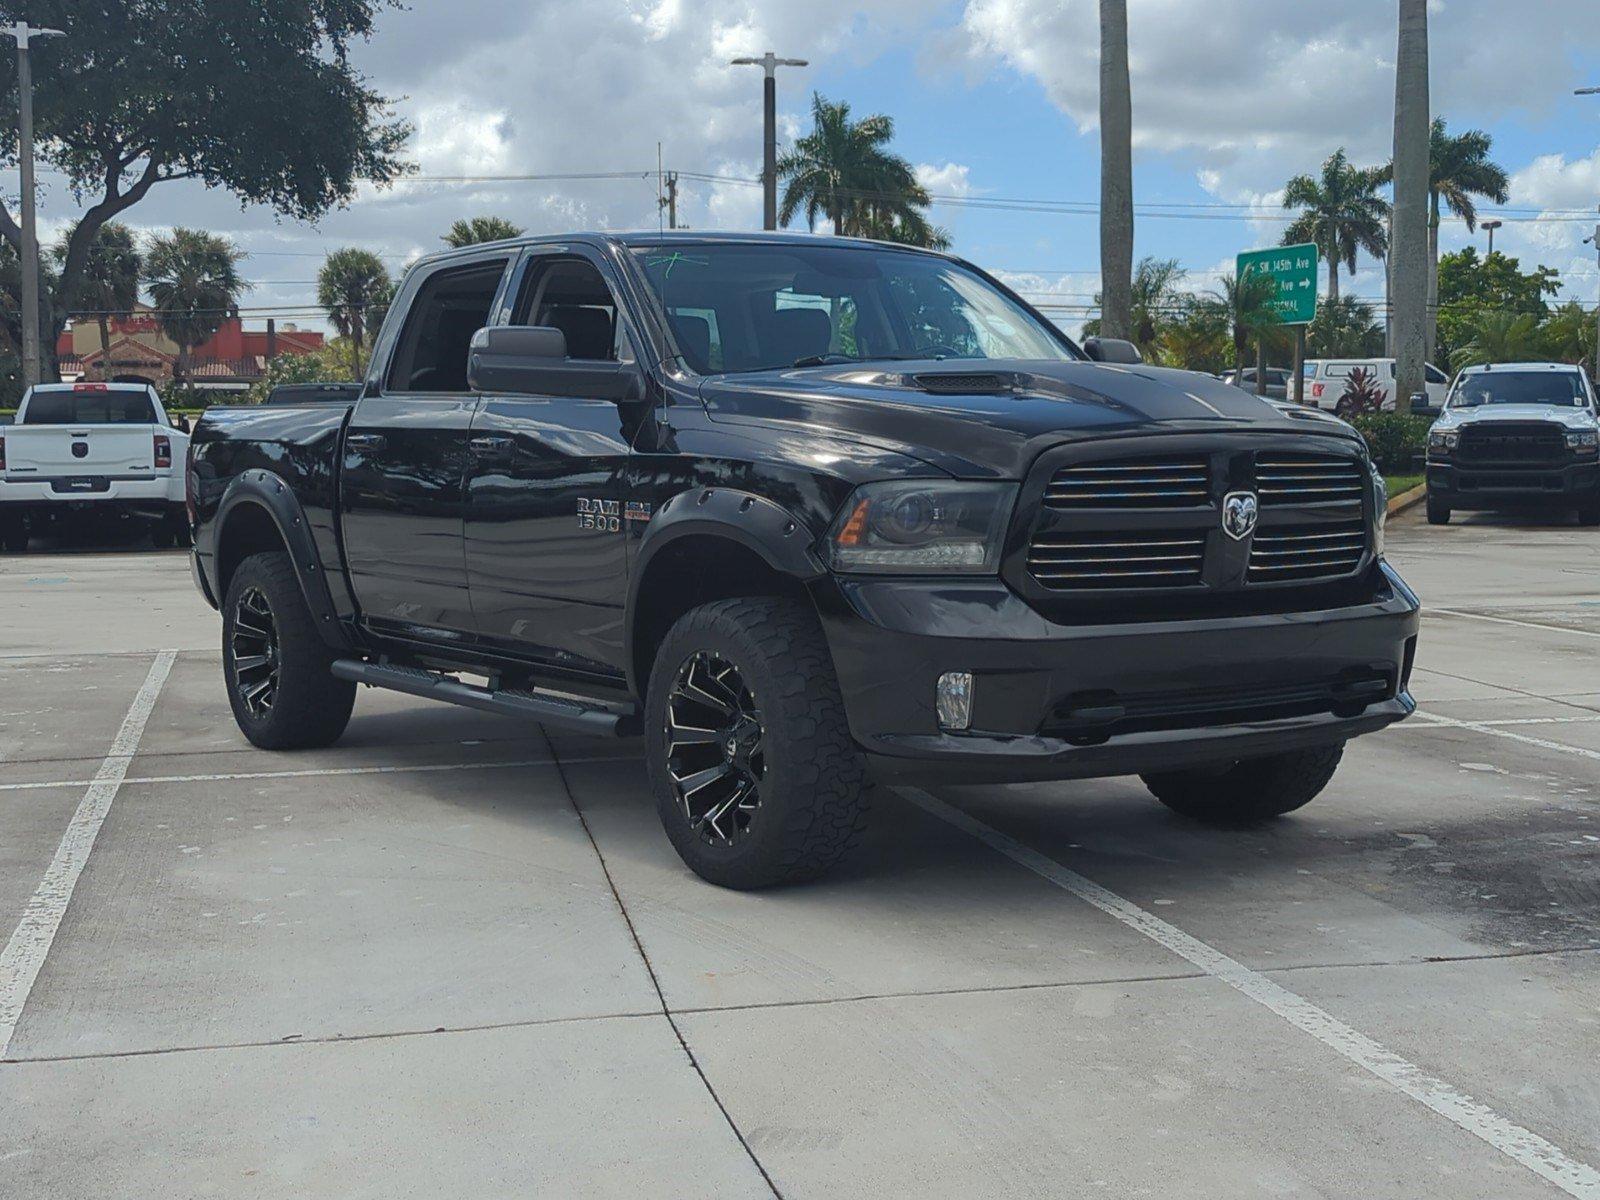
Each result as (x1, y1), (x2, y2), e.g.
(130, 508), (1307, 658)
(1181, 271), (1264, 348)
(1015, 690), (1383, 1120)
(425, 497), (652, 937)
(230, 585), (281, 720)
(664, 650), (766, 846)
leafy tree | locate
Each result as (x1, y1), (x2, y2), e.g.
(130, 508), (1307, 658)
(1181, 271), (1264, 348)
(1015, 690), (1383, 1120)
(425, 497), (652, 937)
(1083, 257), (1187, 362)
(1156, 297), (1231, 374)
(1213, 271), (1284, 381)
(316, 248), (392, 375)
(1453, 310), (1542, 368)
(244, 347), (349, 404)
(0, 0), (411, 378)
(442, 216), (525, 248)
(1540, 301), (1595, 369)
(52, 221), (139, 381)
(778, 94), (944, 248)
(1307, 295), (1385, 359)
(1281, 148), (1389, 301)
(142, 228), (246, 384)
(0, 239), (55, 358)
(1435, 248), (1559, 369)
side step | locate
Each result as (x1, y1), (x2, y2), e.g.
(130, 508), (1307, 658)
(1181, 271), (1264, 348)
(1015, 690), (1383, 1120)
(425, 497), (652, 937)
(331, 659), (640, 737)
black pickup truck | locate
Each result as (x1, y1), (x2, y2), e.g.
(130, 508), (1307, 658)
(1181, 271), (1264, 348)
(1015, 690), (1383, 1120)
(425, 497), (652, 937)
(189, 232), (1420, 888)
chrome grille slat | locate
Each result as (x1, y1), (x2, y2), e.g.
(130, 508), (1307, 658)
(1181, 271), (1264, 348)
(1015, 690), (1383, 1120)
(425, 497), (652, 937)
(1247, 520), (1366, 582)
(1028, 529), (1206, 590)
(1255, 453), (1365, 509)
(1043, 456), (1212, 510)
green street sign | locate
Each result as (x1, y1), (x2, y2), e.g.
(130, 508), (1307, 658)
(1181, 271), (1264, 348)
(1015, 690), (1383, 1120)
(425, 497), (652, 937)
(1237, 243), (1319, 325)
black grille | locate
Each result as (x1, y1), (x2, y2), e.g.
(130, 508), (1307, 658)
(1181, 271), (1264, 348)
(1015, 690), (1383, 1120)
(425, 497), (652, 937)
(1248, 520), (1366, 583)
(1457, 423), (1566, 465)
(1042, 457), (1211, 509)
(1028, 531), (1206, 590)
(1255, 454), (1366, 506)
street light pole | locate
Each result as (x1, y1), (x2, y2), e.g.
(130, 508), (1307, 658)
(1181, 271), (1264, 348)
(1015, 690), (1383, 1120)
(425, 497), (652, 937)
(731, 52), (807, 231)
(5, 22), (64, 388)
(1481, 218), (1501, 256)
(1577, 90), (1600, 379)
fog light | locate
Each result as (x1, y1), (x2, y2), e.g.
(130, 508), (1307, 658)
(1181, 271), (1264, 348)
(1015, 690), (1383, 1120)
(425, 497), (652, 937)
(936, 671), (974, 731)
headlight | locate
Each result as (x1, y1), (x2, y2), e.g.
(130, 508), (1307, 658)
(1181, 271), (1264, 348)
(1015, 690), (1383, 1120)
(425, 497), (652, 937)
(825, 480), (1017, 573)
(1371, 465), (1387, 559)
(1428, 429), (1458, 453)
(1566, 429), (1599, 453)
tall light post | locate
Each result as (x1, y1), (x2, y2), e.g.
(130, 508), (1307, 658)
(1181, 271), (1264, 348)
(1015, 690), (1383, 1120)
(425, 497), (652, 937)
(1481, 218), (1501, 256)
(730, 52), (806, 231)
(5, 22), (64, 387)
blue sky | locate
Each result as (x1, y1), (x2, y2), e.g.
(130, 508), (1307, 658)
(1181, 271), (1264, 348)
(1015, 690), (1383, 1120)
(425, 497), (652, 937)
(21, 0), (1600, 336)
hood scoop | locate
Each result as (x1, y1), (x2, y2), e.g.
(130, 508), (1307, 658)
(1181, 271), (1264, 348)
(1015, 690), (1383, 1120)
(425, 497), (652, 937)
(910, 370), (1017, 396)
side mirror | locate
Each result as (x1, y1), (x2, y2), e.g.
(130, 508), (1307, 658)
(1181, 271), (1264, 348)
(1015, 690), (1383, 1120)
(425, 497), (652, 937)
(174, 414), (191, 433)
(1083, 336), (1143, 365)
(467, 325), (646, 403)
(1409, 392), (1439, 417)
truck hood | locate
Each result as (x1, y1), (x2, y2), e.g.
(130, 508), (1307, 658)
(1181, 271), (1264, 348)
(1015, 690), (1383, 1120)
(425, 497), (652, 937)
(1432, 404), (1598, 431)
(699, 358), (1360, 478)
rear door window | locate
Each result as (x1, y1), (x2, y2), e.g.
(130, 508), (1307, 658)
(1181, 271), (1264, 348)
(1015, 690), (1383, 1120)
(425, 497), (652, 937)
(23, 389), (156, 424)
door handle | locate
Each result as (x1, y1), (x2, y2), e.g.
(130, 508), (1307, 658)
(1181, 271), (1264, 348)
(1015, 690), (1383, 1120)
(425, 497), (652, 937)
(345, 432), (386, 452)
(470, 435), (515, 459)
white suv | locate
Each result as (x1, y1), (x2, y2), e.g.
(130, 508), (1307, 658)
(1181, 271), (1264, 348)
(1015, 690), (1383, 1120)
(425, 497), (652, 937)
(1303, 358), (1451, 415)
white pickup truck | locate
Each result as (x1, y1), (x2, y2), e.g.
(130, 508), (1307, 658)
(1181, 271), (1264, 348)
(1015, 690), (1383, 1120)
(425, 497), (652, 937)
(0, 382), (191, 552)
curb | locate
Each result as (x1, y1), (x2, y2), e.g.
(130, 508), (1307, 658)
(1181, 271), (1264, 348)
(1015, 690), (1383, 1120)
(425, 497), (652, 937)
(1386, 482), (1427, 516)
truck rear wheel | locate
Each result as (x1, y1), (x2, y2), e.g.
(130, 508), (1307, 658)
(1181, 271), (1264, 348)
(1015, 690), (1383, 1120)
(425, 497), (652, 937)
(1426, 495), (1451, 525)
(644, 596), (869, 889)
(222, 551), (355, 750)
(1141, 744), (1344, 825)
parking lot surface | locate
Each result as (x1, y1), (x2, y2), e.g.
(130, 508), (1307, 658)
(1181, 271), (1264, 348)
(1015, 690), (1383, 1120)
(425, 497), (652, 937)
(2, 509), (1598, 1198)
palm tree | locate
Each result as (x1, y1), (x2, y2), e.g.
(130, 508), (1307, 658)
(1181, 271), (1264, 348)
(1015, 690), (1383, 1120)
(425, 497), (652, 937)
(1391, 0), (1431, 403)
(1541, 301), (1595, 369)
(1085, 257), (1186, 360)
(142, 228), (247, 385)
(1213, 271), (1282, 383)
(442, 216), (524, 248)
(777, 94), (944, 248)
(1423, 121), (1509, 361)
(1157, 297), (1230, 374)
(1099, 0), (1133, 341)
(317, 248), (392, 377)
(1307, 296), (1385, 359)
(1281, 150), (1389, 302)
(1454, 311), (1541, 367)
(54, 222), (140, 382)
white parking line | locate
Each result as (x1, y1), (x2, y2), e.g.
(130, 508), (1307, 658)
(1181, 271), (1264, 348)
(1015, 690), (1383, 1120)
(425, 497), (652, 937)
(1429, 607), (1600, 640)
(905, 787), (1600, 1199)
(1409, 712), (1600, 763)
(0, 753), (641, 794)
(0, 649), (176, 1058)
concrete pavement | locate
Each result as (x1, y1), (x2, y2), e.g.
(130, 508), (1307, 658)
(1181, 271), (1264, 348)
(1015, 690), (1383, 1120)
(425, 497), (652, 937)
(1, 508), (1597, 1198)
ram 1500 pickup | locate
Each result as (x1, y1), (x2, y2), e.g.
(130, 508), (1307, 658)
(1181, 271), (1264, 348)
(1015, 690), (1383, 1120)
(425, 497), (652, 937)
(189, 232), (1420, 888)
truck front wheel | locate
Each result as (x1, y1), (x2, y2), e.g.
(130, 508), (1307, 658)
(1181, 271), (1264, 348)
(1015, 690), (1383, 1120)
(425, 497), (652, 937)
(222, 551), (355, 750)
(1140, 744), (1344, 825)
(1426, 495), (1451, 525)
(644, 596), (869, 889)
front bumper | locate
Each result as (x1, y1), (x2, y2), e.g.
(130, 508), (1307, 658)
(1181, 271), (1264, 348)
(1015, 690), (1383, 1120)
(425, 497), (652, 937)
(815, 562), (1420, 784)
(1426, 457), (1600, 507)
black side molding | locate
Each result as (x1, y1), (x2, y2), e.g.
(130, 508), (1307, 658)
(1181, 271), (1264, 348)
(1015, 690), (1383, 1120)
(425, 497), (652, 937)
(330, 659), (641, 737)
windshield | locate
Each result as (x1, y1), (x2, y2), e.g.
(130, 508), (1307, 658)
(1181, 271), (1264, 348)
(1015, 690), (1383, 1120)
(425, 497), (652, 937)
(1448, 371), (1589, 409)
(630, 242), (1075, 374)
(22, 388), (158, 425)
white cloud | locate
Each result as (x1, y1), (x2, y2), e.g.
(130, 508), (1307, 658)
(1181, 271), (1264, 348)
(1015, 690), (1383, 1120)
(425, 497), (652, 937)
(916, 162), (973, 198)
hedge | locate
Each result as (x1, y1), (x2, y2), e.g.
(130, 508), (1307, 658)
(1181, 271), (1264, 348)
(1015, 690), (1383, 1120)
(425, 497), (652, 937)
(1348, 413), (1431, 474)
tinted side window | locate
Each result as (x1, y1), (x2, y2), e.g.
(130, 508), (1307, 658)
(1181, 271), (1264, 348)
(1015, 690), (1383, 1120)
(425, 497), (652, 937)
(1425, 364), (1448, 384)
(386, 259), (509, 392)
(511, 257), (629, 362)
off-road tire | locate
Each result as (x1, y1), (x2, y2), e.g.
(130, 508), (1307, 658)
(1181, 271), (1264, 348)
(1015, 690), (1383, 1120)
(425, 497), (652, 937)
(1141, 743), (1345, 825)
(222, 551), (355, 750)
(645, 596), (869, 889)
(1577, 499), (1600, 527)
(1426, 495), (1451, 526)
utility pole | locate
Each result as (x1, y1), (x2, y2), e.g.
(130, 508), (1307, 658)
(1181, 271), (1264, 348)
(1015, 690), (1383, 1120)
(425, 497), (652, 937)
(4, 22), (65, 387)
(1391, 0), (1430, 406)
(730, 52), (807, 231)
(659, 171), (679, 230)
(1577, 91), (1600, 381)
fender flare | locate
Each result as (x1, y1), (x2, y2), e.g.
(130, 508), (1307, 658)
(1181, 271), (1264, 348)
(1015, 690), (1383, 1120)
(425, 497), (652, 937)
(213, 470), (354, 652)
(624, 486), (827, 688)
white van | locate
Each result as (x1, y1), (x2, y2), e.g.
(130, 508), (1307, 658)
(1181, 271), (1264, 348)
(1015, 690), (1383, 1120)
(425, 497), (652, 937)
(1303, 359), (1451, 415)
